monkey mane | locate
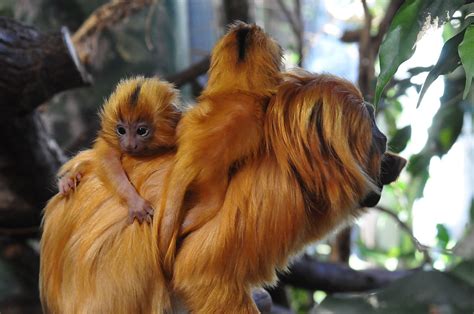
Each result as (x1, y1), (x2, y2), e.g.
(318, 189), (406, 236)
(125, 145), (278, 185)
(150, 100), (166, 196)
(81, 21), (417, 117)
(265, 70), (378, 216)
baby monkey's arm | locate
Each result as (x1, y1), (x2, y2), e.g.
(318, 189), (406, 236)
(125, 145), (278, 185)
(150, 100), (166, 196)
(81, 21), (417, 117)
(94, 138), (154, 224)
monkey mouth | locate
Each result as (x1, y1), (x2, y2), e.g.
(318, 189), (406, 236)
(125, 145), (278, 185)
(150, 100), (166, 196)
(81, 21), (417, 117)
(124, 149), (143, 156)
(360, 152), (407, 208)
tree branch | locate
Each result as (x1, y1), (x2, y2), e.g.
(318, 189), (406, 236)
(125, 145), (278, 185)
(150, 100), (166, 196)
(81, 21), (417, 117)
(280, 255), (414, 293)
(165, 56), (210, 88)
(373, 206), (433, 263)
(276, 0), (304, 66)
(0, 17), (89, 230)
(72, 0), (154, 65)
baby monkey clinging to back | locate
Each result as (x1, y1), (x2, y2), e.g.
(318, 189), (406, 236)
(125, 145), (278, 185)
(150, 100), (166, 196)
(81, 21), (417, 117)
(159, 21), (283, 272)
(58, 77), (180, 223)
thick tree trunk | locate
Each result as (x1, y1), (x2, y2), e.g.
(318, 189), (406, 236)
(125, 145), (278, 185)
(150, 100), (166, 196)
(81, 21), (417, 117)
(0, 17), (90, 116)
(0, 17), (90, 229)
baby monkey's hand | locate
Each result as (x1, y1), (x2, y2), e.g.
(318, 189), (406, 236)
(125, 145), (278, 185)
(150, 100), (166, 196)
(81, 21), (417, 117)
(58, 171), (83, 195)
(127, 196), (154, 224)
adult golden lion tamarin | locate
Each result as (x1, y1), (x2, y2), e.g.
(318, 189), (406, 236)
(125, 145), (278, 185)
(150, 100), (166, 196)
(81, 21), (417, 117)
(57, 77), (180, 223)
(40, 69), (405, 313)
(170, 70), (406, 312)
(157, 21), (283, 273)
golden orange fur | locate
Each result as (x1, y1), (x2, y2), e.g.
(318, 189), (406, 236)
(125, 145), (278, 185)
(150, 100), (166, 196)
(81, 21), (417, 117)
(40, 75), (405, 312)
(157, 22), (283, 274)
(40, 153), (174, 313)
(57, 77), (180, 222)
(170, 71), (405, 312)
(41, 77), (181, 313)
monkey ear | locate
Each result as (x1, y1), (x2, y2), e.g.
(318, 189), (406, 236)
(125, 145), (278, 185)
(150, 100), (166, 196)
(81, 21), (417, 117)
(380, 152), (407, 185)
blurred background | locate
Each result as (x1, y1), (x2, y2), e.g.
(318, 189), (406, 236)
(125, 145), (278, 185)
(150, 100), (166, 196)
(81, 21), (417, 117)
(0, 0), (473, 313)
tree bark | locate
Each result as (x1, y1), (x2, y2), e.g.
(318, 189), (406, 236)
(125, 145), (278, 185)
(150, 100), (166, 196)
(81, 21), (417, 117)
(280, 255), (413, 293)
(0, 17), (90, 229)
(223, 0), (250, 23)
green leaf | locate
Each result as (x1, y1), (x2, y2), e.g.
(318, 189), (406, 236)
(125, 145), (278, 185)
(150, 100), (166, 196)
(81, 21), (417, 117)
(375, 0), (465, 106)
(388, 125), (411, 153)
(436, 223), (450, 249)
(417, 29), (465, 107)
(407, 153), (430, 176)
(459, 25), (474, 98)
(428, 101), (464, 155)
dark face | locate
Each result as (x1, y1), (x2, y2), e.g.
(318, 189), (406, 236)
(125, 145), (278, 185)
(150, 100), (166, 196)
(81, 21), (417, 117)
(360, 103), (407, 207)
(115, 120), (154, 156)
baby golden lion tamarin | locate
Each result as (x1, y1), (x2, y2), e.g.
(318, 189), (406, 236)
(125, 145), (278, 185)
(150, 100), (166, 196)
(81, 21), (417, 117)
(158, 22), (282, 272)
(58, 77), (180, 223)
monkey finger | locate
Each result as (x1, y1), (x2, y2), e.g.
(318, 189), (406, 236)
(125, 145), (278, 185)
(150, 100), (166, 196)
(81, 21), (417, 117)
(67, 178), (75, 190)
(60, 180), (70, 195)
(137, 212), (145, 224)
(145, 206), (154, 216)
(127, 214), (136, 225)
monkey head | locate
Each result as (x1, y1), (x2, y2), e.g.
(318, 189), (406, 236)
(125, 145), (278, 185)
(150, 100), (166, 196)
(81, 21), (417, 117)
(205, 21), (283, 97)
(99, 77), (181, 157)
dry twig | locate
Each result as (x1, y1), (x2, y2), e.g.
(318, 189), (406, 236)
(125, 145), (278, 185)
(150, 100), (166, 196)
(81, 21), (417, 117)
(72, 0), (153, 65)
(276, 0), (304, 66)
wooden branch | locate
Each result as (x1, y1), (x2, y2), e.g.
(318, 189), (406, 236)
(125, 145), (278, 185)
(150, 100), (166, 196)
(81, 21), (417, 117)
(223, 0), (251, 23)
(358, 0), (374, 97)
(276, 0), (301, 36)
(280, 255), (414, 293)
(0, 17), (91, 115)
(0, 17), (90, 230)
(276, 0), (304, 66)
(165, 56), (210, 88)
(373, 206), (432, 263)
(72, 0), (153, 64)
(0, 112), (66, 229)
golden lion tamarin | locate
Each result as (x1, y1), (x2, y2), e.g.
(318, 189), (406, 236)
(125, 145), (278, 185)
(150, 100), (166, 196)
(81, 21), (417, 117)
(157, 21), (282, 272)
(57, 77), (180, 223)
(40, 69), (405, 313)
(170, 71), (406, 312)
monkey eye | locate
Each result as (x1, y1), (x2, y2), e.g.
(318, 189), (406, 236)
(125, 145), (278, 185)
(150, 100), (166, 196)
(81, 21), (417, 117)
(137, 127), (149, 137)
(116, 126), (126, 136)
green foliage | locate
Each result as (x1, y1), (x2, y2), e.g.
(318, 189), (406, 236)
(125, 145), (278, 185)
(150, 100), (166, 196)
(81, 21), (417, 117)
(289, 287), (313, 314)
(375, 0), (464, 105)
(459, 25), (474, 98)
(388, 125), (411, 153)
(417, 28), (465, 107)
(436, 223), (451, 249)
